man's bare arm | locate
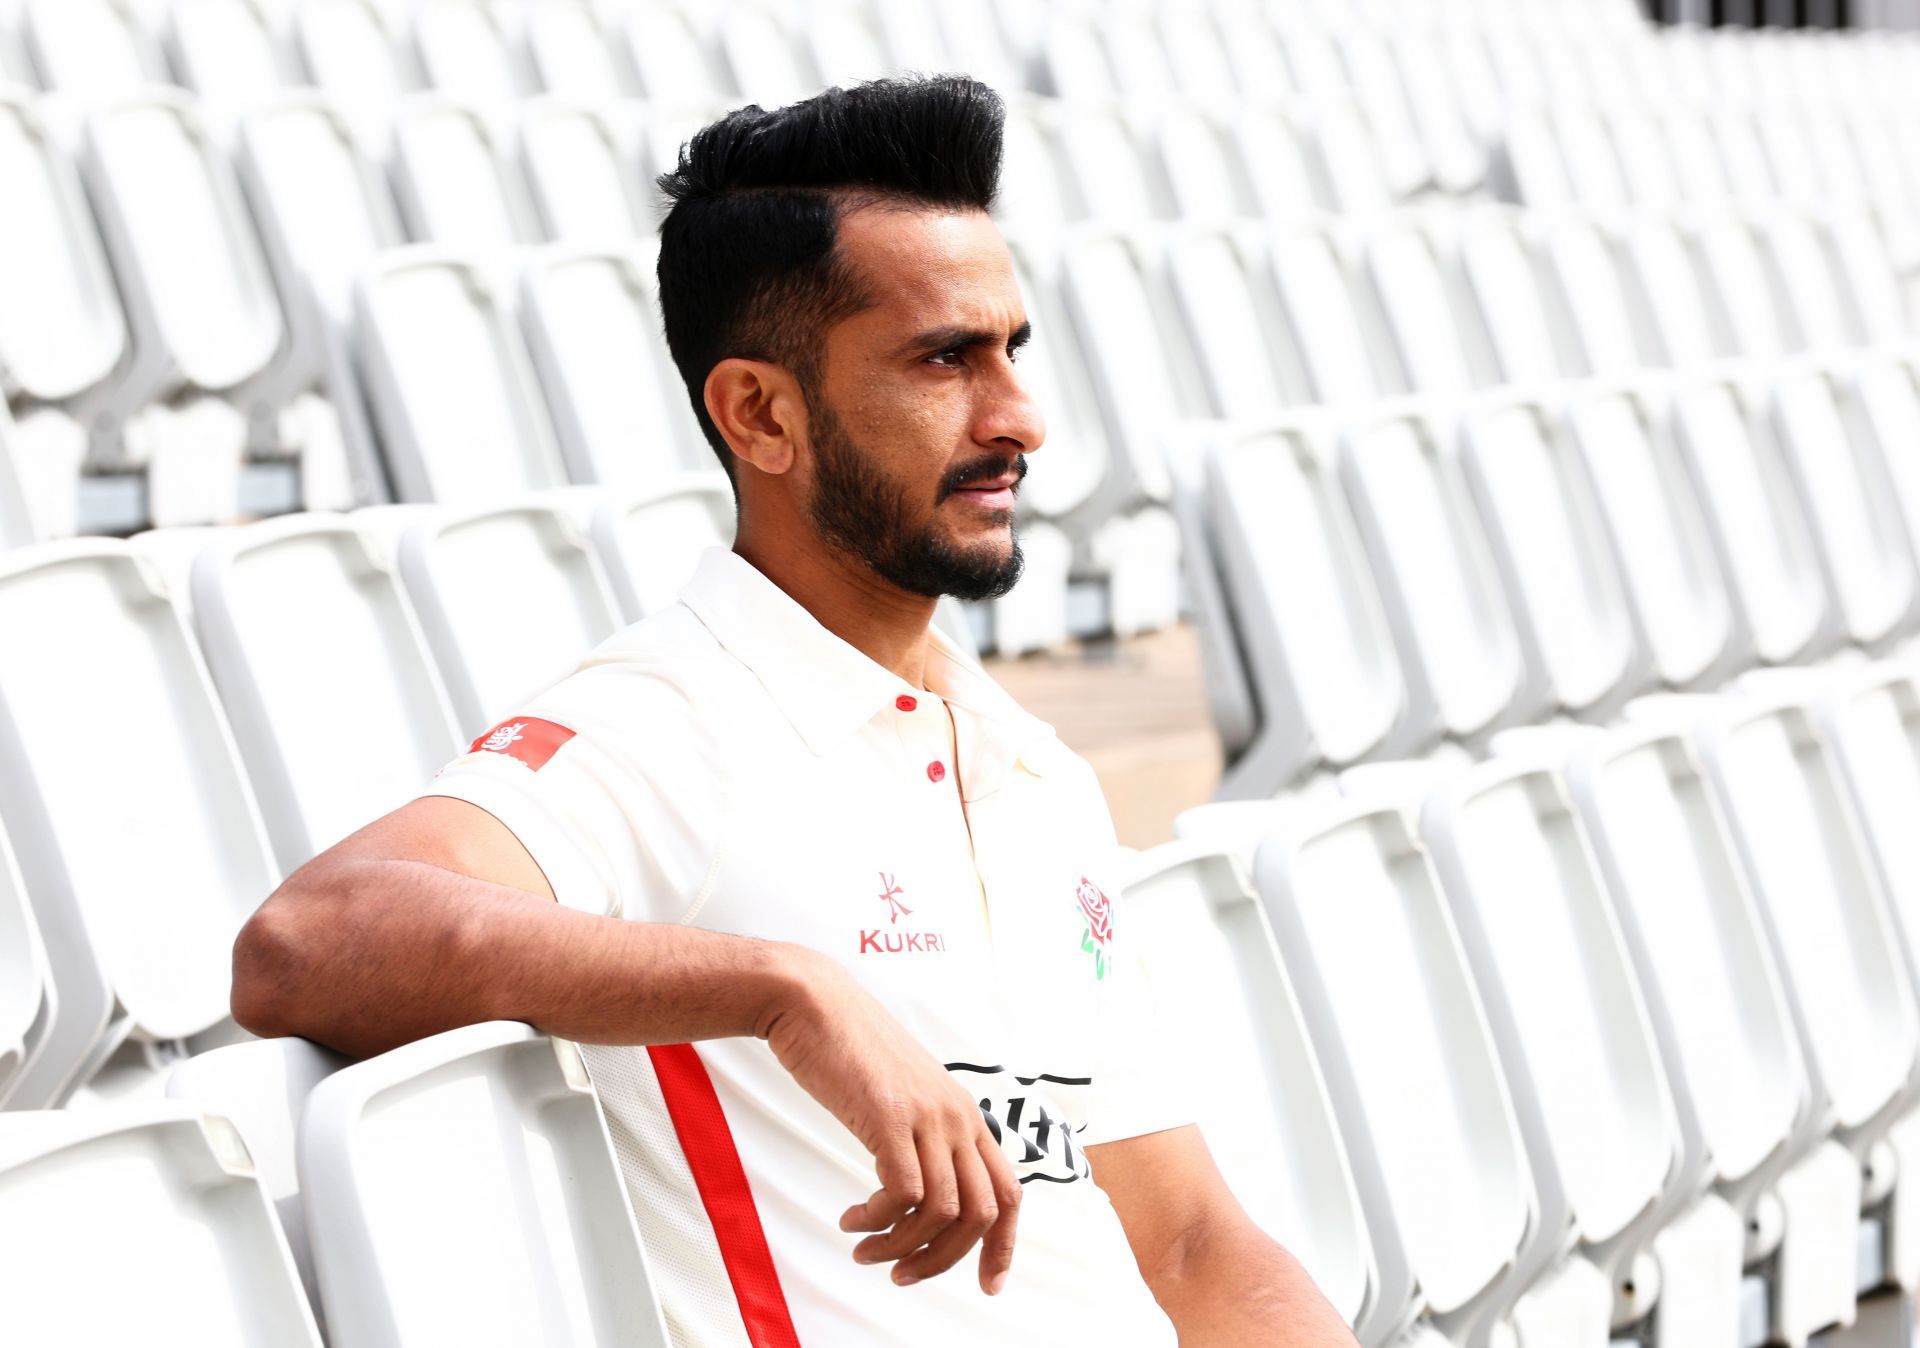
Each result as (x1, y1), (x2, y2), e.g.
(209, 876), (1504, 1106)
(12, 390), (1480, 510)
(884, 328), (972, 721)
(1088, 1126), (1359, 1347)
(232, 795), (1022, 1294)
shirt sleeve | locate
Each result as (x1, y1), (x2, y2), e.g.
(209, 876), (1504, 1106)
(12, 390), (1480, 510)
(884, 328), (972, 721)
(1082, 925), (1195, 1147)
(416, 666), (725, 924)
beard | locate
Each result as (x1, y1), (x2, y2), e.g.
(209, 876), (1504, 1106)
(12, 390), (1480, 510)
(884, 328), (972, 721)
(803, 395), (1027, 603)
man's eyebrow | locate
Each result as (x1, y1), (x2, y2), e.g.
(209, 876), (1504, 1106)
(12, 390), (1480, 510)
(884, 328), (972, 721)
(900, 320), (1033, 357)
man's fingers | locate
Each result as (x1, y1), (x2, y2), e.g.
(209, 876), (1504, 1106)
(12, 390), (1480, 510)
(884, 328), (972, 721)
(840, 1130), (923, 1235)
(974, 1136), (1022, 1295)
(892, 1146), (1000, 1287)
(852, 1136), (962, 1271)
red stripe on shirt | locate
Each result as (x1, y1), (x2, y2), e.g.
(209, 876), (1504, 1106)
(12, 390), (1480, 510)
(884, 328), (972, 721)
(647, 1043), (803, 1348)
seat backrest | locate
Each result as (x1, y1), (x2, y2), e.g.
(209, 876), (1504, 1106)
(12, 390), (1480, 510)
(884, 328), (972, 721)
(237, 93), (406, 324)
(1119, 841), (1373, 1328)
(1530, 211), (1643, 378)
(1456, 397), (1635, 719)
(1614, 214), (1720, 368)
(1206, 422), (1402, 789)
(1263, 225), (1384, 404)
(1691, 695), (1919, 1136)
(1162, 228), (1289, 420)
(1666, 376), (1827, 668)
(0, 540), (277, 1054)
(189, 514), (463, 870)
(0, 1102), (323, 1346)
(617, 2), (724, 104)
(518, 244), (705, 495)
(1299, 98), (1394, 214)
(388, 96), (535, 248)
(1820, 209), (1907, 345)
(0, 92), (126, 403)
(515, 100), (649, 245)
(522, 0), (623, 98)
(290, 0), (413, 124)
(165, 0), (286, 104)
(1561, 723), (1805, 1200)
(1420, 755), (1678, 1259)
(1231, 105), (1322, 221)
(1765, 366), (1914, 649)
(1452, 211), (1568, 386)
(717, 0), (813, 106)
(1561, 384), (1731, 690)
(804, 0), (892, 88)
(1604, 105), (1682, 206)
(409, 0), (523, 104)
(1153, 105), (1249, 221)
(995, 99), (1076, 233)
(1360, 218), (1477, 395)
(19, 0), (159, 93)
(1340, 410), (1523, 750)
(166, 1036), (351, 1323)
(1057, 107), (1165, 226)
(1757, 210), (1854, 352)
(1058, 231), (1197, 505)
(0, 819), (44, 1102)
(393, 497), (623, 737)
(300, 1021), (670, 1347)
(1256, 801), (1531, 1333)
(354, 246), (568, 505)
(1040, 10), (1118, 102)
(1687, 214), (1791, 360)
(590, 474), (737, 623)
(81, 90), (285, 395)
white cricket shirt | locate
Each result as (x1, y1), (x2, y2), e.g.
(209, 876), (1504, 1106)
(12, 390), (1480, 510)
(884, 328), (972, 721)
(420, 548), (1187, 1348)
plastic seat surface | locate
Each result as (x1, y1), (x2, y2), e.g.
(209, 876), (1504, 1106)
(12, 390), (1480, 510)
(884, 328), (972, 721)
(0, 542), (276, 1066)
(517, 103), (647, 245)
(590, 474), (737, 624)
(0, 821), (43, 1100)
(395, 499), (622, 735)
(389, 99), (531, 248)
(300, 1021), (669, 1348)
(167, 0), (286, 102)
(1119, 841), (1371, 1329)
(0, 1101), (322, 1346)
(1256, 803), (1531, 1333)
(190, 514), (463, 870)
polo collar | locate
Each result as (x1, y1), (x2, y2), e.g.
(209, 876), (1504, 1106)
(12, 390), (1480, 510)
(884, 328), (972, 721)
(677, 548), (1056, 762)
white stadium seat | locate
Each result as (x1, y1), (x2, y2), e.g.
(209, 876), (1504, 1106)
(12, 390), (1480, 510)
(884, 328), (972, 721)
(299, 1021), (671, 1348)
(389, 495), (623, 738)
(1420, 750), (1687, 1343)
(0, 539), (278, 1108)
(1257, 797), (1536, 1344)
(167, 1035), (351, 1324)
(716, 0), (813, 107)
(1455, 395), (1638, 721)
(515, 100), (651, 245)
(290, 0), (415, 134)
(516, 244), (707, 492)
(1116, 840), (1373, 1330)
(387, 95), (539, 248)
(1192, 418), (1402, 798)
(0, 819), (45, 1103)
(615, 3), (726, 106)
(163, 0), (289, 106)
(77, 89), (288, 526)
(188, 512), (463, 871)
(589, 472), (737, 623)
(353, 247), (568, 505)
(1339, 406), (1525, 754)
(1263, 223), (1390, 405)
(0, 1101), (323, 1345)
(407, 0), (526, 105)
(18, 0), (162, 94)
(1356, 216), (1479, 396)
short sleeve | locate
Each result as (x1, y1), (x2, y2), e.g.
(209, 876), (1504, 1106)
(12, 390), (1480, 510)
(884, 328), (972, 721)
(1082, 930), (1194, 1147)
(417, 665), (726, 924)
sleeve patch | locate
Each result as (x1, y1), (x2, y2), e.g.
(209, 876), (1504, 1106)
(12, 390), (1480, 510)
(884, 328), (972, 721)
(468, 717), (577, 771)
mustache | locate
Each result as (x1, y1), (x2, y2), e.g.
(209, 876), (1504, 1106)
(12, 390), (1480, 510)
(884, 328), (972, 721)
(937, 454), (1028, 503)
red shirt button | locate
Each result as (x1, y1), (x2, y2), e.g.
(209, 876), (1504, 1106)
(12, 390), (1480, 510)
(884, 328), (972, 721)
(896, 694), (917, 712)
(926, 761), (946, 783)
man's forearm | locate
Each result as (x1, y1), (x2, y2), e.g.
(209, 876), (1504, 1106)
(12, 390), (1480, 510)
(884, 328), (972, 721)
(1151, 1218), (1359, 1348)
(233, 856), (815, 1059)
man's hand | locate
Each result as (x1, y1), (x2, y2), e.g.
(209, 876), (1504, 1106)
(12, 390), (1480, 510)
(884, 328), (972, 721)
(761, 950), (1022, 1295)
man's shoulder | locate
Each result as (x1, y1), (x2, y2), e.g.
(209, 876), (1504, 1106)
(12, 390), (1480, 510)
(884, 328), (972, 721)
(527, 604), (751, 741)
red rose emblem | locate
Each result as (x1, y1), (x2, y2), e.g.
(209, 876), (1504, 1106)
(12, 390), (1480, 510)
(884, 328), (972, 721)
(1076, 877), (1114, 948)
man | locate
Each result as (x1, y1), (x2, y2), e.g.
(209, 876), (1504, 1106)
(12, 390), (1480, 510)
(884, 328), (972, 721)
(232, 76), (1356, 1348)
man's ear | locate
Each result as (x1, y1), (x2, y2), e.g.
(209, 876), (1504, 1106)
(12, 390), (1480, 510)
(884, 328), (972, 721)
(705, 358), (806, 476)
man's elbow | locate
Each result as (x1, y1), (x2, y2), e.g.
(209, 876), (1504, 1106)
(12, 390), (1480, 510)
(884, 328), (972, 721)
(230, 879), (328, 1040)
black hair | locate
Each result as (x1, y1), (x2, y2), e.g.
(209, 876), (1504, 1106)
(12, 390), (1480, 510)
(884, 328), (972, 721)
(654, 76), (1006, 477)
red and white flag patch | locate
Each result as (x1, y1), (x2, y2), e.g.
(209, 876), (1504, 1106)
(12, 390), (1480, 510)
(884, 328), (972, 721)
(467, 717), (576, 771)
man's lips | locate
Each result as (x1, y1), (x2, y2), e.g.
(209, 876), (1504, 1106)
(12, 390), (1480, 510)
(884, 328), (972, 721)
(949, 480), (1018, 510)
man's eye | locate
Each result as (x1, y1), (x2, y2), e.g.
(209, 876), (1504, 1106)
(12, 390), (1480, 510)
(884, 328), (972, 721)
(927, 348), (966, 368)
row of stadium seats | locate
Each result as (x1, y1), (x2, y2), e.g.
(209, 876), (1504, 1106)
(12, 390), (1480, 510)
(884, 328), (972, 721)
(9, 664), (1920, 1347)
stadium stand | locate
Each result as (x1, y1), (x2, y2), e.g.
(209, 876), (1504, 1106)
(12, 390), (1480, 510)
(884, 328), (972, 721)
(9, 0), (1920, 1344)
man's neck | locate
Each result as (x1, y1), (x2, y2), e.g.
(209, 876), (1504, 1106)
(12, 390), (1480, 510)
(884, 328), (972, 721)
(733, 531), (938, 689)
